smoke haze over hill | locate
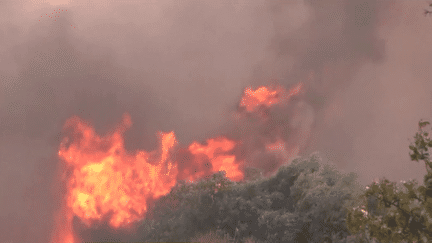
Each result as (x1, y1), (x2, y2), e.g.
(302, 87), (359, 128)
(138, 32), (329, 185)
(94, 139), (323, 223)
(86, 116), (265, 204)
(1, 0), (432, 242)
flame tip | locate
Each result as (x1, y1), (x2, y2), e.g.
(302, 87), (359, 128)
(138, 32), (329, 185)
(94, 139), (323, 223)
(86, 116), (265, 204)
(55, 80), (307, 238)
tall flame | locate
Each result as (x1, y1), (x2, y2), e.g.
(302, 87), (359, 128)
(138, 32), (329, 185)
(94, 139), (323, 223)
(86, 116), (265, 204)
(52, 82), (306, 242)
(56, 113), (178, 231)
(53, 113), (245, 242)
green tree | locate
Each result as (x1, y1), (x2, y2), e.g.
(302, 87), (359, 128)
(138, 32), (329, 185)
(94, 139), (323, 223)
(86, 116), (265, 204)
(344, 120), (432, 243)
(212, 153), (365, 243)
(137, 171), (236, 242)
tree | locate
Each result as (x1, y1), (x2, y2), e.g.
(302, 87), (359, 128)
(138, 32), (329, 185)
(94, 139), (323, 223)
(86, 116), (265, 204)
(425, 3), (432, 17)
(137, 171), (236, 242)
(344, 120), (432, 243)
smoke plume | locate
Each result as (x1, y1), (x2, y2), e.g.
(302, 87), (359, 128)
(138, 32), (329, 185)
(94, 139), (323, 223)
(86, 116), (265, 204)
(1, 0), (431, 242)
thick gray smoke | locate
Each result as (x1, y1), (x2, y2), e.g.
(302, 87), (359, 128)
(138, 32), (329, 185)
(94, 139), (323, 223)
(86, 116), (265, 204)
(1, 0), (431, 242)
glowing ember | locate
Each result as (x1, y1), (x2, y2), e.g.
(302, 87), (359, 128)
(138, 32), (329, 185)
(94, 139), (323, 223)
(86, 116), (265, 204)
(239, 82), (303, 112)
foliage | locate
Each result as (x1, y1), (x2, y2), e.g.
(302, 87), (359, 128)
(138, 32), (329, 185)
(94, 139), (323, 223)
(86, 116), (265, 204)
(188, 228), (239, 243)
(133, 121), (432, 243)
(344, 120), (432, 243)
(242, 167), (264, 183)
(287, 154), (365, 243)
(135, 152), (365, 243)
(136, 171), (236, 242)
(109, 119), (432, 243)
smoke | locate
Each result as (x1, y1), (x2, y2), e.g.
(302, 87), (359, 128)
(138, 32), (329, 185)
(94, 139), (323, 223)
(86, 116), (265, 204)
(1, 0), (431, 242)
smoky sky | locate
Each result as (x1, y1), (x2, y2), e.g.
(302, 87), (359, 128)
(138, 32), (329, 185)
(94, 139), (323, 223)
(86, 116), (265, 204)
(1, 0), (432, 242)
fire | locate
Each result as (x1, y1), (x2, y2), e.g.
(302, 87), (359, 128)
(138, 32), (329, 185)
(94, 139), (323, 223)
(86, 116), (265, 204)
(57, 113), (178, 230)
(240, 82), (303, 112)
(187, 137), (244, 182)
(54, 113), (245, 242)
(52, 81), (307, 242)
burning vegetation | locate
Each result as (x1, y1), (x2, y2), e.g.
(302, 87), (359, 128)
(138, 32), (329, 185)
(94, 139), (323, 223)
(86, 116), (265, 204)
(51, 82), (311, 242)
(51, 79), (431, 243)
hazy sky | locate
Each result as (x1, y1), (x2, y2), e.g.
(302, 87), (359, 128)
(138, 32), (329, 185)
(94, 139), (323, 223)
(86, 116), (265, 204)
(1, 0), (432, 242)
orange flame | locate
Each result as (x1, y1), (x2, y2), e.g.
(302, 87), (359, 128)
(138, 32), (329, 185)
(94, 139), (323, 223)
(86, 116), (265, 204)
(240, 82), (303, 112)
(54, 112), (246, 242)
(187, 137), (244, 182)
(57, 113), (178, 230)
(53, 82), (307, 242)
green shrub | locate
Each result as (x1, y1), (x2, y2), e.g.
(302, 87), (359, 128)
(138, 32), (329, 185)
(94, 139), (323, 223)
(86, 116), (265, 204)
(134, 149), (387, 242)
(344, 120), (432, 243)
(211, 153), (365, 243)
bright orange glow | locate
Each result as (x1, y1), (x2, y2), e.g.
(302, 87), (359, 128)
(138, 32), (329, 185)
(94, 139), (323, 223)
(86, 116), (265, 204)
(54, 112), (246, 242)
(52, 81), (308, 241)
(187, 137), (244, 182)
(240, 82), (303, 112)
(57, 113), (178, 229)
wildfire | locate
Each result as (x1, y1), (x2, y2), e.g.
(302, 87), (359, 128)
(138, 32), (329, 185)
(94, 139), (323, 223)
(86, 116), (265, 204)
(57, 113), (178, 229)
(240, 82), (303, 112)
(52, 82), (305, 242)
(187, 137), (244, 182)
(52, 114), (244, 242)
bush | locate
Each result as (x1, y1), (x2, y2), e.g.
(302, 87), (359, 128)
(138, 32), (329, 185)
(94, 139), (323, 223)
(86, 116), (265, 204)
(139, 171), (236, 242)
(135, 153), (368, 243)
(344, 120), (432, 243)
(212, 153), (365, 243)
